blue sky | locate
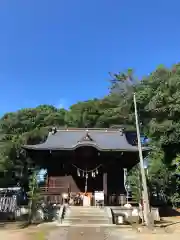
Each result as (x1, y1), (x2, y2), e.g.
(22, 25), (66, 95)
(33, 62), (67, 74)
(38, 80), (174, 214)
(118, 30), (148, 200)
(0, 0), (180, 114)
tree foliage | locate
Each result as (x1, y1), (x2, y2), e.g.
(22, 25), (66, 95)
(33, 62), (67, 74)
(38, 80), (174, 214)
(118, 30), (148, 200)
(1, 64), (180, 206)
(127, 164), (142, 203)
(28, 170), (42, 223)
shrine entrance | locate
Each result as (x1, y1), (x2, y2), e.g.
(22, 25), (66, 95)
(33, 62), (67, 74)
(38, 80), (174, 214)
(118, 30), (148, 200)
(23, 128), (149, 205)
(69, 146), (104, 193)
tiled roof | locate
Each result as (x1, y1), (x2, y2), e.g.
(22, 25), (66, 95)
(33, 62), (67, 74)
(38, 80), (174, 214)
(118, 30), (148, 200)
(23, 128), (150, 152)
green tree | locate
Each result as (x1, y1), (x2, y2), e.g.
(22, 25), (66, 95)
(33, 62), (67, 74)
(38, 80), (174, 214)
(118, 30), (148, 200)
(64, 99), (101, 127)
(28, 170), (42, 224)
(0, 105), (67, 187)
(111, 65), (180, 207)
(136, 64), (180, 158)
(169, 154), (180, 208)
(128, 164), (142, 203)
(1, 63), (180, 209)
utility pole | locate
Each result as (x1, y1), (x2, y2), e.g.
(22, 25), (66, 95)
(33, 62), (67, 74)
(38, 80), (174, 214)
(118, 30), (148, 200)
(133, 93), (151, 227)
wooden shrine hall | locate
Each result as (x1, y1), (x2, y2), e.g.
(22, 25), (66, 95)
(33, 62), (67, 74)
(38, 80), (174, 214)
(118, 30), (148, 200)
(23, 128), (149, 206)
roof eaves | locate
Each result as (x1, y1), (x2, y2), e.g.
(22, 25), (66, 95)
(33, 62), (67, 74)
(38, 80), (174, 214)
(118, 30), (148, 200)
(22, 144), (148, 152)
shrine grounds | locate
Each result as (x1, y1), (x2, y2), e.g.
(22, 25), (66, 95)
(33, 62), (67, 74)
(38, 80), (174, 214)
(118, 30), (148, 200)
(1, 220), (180, 240)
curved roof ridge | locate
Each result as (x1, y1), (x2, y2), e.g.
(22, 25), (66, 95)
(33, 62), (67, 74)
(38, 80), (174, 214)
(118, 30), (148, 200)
(22, 128), (150, 152)
(55, 128), (123, 133)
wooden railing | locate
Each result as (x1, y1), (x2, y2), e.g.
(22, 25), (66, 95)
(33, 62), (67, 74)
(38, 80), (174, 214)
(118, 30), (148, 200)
(40, 187), (69, 204)
(40, 186), (69, 194)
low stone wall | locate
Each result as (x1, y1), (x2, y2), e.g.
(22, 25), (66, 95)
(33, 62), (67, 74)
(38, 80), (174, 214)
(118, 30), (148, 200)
(14, 204), (61, 222)
(110, 206), (160, 223)
(104, 206), (113, 224)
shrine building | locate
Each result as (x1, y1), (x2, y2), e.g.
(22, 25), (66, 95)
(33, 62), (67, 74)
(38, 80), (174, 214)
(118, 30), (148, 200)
(23, 128), (149, 206)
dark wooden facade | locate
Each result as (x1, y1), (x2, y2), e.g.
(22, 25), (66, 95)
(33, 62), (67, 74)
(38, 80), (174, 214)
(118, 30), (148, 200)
(23, 128), (149, 205)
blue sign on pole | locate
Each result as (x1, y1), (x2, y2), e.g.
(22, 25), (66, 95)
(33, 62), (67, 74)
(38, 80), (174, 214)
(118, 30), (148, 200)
(140, 136), (150, 145)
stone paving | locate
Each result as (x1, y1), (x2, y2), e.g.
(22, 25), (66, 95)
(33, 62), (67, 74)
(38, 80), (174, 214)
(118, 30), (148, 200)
(47, 225), (180, 240)
(0, 230), (29, 240)
(48, 226), (140, 240)
(1, 225), (180, 240)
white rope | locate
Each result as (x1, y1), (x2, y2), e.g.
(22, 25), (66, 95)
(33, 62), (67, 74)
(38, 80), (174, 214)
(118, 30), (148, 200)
(71, 163), (102, 173)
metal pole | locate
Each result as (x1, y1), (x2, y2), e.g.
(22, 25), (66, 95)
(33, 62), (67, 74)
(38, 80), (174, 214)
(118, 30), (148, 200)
(133, 93), (151, 227)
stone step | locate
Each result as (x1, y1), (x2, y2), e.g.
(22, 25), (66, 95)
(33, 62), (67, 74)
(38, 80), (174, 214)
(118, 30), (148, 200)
(68, 212), (106, 216)
(66, 215), (108, 219)
(67, 211), (106, 214)
(68, 208), (105, 211)
(67, 209), (106, 214)
(63, 206), (110, 225)
(66, 211), (107, 215)
(59, 223), (117, 227)
(65, 216), (108, 220)
(69, 207), (104, 211)
(66, 214), (108, 218)
(63, 218), (110, 224)
(69, 207), (104, 209)
(69, 209), (105, 211)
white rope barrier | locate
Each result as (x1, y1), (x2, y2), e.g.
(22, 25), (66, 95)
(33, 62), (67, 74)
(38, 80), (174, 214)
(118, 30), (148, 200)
(71, 163), (102, 173)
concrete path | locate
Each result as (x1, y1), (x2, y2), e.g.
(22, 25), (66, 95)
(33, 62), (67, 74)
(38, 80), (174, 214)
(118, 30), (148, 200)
(0, 230), (28, 240)
(48, 226), (139, 240)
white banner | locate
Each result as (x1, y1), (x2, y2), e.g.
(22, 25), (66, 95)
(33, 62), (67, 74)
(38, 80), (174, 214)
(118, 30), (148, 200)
(94, 191), (104, 201)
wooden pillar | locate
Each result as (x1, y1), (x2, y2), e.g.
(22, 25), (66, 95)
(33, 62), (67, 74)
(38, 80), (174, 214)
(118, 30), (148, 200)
(103, 172), (107, 205)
